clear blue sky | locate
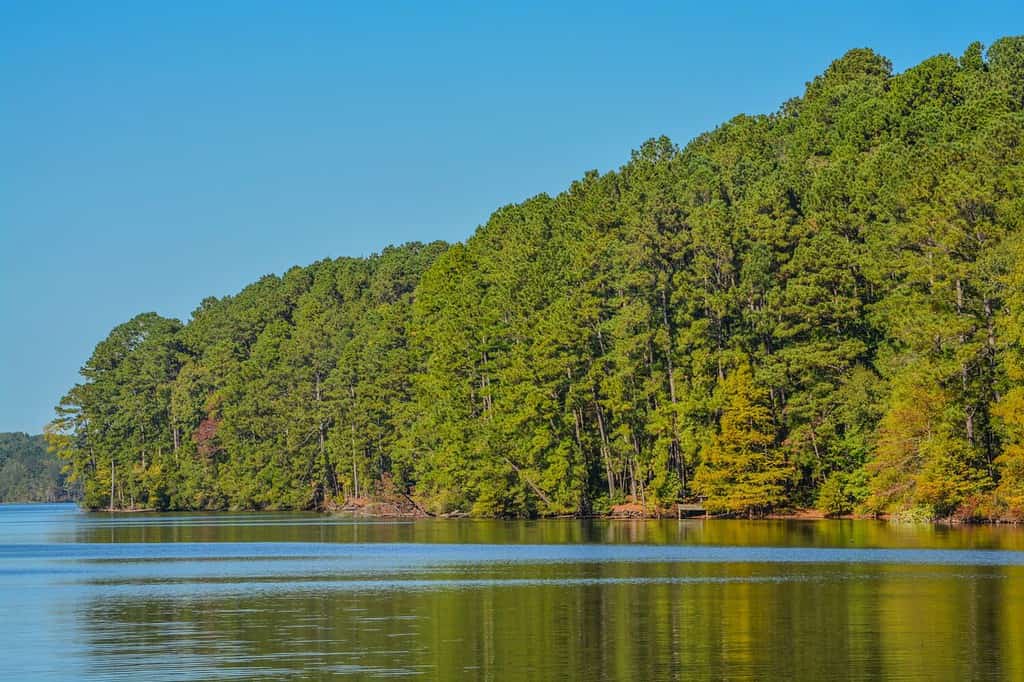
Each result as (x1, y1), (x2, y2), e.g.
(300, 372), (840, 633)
(1, 1), (1021, 434)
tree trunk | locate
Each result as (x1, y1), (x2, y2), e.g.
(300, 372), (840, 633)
(351, 422), (359, 499)
(593, 394), (616, 498)
(956, 279), (975, 446)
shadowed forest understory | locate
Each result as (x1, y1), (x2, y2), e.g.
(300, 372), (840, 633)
(48, 38), (1024, 520)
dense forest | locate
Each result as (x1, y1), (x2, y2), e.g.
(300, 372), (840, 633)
(0, 433), (76, 503)
(49, 38), (1024, 520)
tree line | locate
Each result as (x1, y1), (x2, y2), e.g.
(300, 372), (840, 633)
(0, 432), (77, 503)
(49, 38), (1024, 519)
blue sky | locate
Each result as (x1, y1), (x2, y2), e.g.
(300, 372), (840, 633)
(2, 1), (1021, 433)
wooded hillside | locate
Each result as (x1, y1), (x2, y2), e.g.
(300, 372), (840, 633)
(0, 432), (75, 503)
(49, 38), (1024, 519)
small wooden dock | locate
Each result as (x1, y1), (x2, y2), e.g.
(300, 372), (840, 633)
(676, 503), (706, 519)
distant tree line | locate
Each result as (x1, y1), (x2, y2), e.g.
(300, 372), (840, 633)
(49, 38), (1024, 519)
(0, 432), (76, 503)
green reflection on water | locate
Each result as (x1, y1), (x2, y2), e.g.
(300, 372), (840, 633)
(55, 511), (1024, 550)
(2, 504), (1023, 681)
(74, 563), (1024, 681)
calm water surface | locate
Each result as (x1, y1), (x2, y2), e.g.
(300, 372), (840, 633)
(2, 504), (1023, 680)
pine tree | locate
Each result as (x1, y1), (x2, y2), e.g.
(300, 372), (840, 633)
(693, 364), (793, 515)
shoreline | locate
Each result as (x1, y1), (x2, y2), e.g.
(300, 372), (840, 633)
(60, 500), (1024, 525)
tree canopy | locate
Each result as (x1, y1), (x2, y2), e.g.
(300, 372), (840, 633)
(49, 38), (1024, 519)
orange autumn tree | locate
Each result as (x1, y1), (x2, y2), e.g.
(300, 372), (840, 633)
(863, 361), (993, 520)
(693, 365), (793, 516)
(994, 239), (1024, 518)
(994, 390), (1024, 517)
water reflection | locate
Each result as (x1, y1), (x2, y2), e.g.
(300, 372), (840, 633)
(1, 504), (1022, 680)
(71, 564), (1024, 680)
(39, 509), (1024, 551)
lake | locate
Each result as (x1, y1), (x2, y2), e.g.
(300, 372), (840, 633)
(1, 504), (1023, 680)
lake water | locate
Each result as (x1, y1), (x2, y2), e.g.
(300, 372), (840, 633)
(2, 504), (1023, 680)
